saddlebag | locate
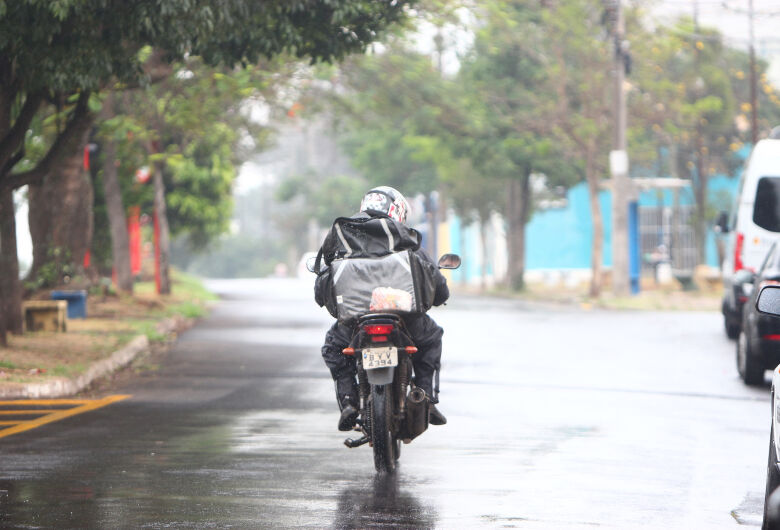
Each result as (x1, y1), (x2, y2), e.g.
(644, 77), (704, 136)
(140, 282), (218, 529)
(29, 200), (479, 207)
(326, 250), (436, 322)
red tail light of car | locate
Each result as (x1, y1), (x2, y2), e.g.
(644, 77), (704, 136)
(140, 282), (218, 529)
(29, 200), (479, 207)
(735, 232), (745, 272)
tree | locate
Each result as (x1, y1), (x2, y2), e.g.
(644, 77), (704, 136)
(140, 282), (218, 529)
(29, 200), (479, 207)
(326, 46), (460, 255)
(536, 0), (613, 297)
(333, 48), (452, 194)
(106, 58), (284, 293)
(0, 0), (418, 341)
(628, 17), (738, 265)
(455, 1), (578, 291)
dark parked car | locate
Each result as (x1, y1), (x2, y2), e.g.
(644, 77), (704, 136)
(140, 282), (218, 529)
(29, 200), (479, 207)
(723, 268), (760, 339)
(751, 285), (780, 529)
(738, 243), (780, 385)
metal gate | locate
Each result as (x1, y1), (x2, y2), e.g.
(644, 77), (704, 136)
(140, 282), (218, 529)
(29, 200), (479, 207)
(638, 205), (698, 277)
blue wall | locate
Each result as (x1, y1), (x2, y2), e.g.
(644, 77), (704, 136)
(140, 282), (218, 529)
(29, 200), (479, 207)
(526, 184), (613, 269)
(443, 160), (745, 284)
(524, 174), (741, 270)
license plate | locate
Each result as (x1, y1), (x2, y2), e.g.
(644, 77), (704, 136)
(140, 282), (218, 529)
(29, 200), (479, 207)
(362, 347), (398, 369)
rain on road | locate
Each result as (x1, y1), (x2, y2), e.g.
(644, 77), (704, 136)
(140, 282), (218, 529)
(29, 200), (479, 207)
(0, 278), (770, 528)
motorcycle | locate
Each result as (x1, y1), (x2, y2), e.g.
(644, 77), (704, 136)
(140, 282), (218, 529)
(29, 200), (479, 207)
(311, 253), (461, 472)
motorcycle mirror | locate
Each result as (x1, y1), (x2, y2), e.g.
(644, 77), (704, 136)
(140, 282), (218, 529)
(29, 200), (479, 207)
(306, 256), (318, 273)
(437, 253), (461, 270)
(756, 285), (780, 316)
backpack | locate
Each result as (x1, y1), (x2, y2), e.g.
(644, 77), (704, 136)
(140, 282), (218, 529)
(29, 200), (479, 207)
(315, 213), (422, 271)
(314, 215), (436, 322)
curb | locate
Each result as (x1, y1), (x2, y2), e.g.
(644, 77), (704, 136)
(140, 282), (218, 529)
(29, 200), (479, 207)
(0, 316), (187, 399)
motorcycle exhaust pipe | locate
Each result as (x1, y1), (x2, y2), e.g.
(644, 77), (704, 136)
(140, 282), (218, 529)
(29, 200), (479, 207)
(403, 388), (429, 443)
(409, 387), (426, 404)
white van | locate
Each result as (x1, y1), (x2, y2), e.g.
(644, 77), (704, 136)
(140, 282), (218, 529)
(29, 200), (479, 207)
(721, 138), (780, 338)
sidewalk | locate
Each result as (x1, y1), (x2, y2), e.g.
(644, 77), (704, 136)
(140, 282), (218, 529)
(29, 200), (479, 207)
(0, 274), (213, 399)
(457, 280), (723, 312)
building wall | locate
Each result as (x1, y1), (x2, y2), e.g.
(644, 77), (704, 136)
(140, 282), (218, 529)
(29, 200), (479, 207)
(445, 174), (741, 286)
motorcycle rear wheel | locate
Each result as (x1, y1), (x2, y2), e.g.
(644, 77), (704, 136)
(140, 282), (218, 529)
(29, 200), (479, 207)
(370, 384), (397, 473)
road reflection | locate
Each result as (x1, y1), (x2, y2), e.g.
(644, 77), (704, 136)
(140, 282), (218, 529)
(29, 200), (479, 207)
(333, 472), (436, 529)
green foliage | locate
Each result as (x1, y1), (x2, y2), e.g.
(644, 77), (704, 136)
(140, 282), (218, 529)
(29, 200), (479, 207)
(132, 321), (167, 343)
(277, 172), (368, 227)
(1, 0), (421, 299)
(331, 46), (455, 196)
(23, 247), (75, 291)
(97, 58), (282, 257)
(1, 1), (416, 94)
(628, 14), (740, 182)
(169, 270), (218, 302)
(164, 124), (237, 249)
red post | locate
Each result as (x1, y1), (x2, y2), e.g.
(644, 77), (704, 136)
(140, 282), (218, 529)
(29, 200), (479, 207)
(128, 206), (142, 276)
(153, 212), (161, 294)
(83, 146), (91, 271)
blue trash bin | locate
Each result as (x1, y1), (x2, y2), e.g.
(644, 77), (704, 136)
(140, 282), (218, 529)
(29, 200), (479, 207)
(51, 290), (88, 319)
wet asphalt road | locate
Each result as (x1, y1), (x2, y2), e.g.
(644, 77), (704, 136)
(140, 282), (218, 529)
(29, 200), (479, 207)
(0, 278), (771, 529)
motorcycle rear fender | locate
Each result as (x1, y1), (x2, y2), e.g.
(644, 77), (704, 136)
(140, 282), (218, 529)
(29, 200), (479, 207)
(365, 367), (394, 385)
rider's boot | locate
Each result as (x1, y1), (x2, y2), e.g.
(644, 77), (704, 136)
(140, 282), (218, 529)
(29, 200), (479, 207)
(429, 403), (447, 425)
(336, 377), (359, 432)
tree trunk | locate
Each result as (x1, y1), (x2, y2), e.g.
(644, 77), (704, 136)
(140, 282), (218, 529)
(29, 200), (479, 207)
(101, 95), (133, 293)
(150, 150), (171, 295)
(479, 213), (489, 292)
(28, 129), (93, 286)
(426, 192), (438, 259)
(516, 170), (531, 290)
(0, 277), (6, 345)
(506, 178), (520, 290)
(586, 150), (603, 298)
(0, 189), (23, 335)
(458, 220), (467, 286)
(506, 170), (531, 291)
(694, 149), (708, 266)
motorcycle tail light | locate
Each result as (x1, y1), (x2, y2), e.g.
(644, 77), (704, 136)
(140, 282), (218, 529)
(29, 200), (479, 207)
(364, 324), (394, 335)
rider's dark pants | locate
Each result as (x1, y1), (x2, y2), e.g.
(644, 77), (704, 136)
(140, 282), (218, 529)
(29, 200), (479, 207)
(321, 314), (444, 403)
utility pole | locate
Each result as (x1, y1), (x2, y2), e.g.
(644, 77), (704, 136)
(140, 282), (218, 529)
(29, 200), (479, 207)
(611, 0), (630, 296)
(749, 0), (759, 144)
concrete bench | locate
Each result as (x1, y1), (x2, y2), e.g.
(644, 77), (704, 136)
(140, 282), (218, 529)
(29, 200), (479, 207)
(22, 300), (67, 332)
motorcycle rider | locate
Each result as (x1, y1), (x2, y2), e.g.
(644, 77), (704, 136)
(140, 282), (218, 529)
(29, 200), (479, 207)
(314, 186), (450, 431)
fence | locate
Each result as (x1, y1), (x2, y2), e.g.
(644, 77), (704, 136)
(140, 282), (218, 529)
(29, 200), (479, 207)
(638, 205), (698, 277)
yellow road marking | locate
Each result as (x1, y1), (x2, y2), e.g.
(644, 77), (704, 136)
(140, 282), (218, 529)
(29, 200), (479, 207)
(0, 410), (59, 415)
(0, 395), (131, 439)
